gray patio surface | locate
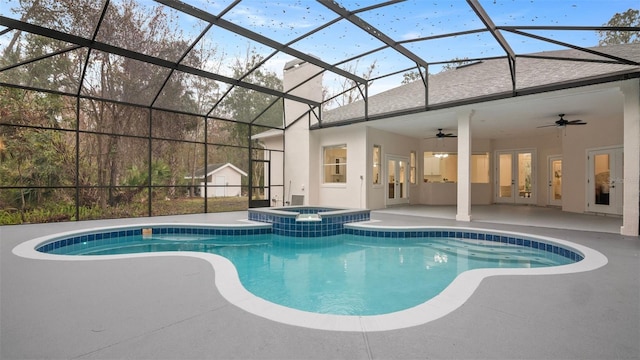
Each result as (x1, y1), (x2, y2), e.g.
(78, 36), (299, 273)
(1, 206), (638, 360)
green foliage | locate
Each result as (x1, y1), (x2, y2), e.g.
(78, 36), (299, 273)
(224, 50), (284, 130)
(0, 1), (272, 224)
(598, 9), (640, 45)
(0, 196), (249, 224)
(122, 160), (172, 187)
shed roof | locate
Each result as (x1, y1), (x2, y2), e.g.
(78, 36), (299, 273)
(186, 163), (248, 179)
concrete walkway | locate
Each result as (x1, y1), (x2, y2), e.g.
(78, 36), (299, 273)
(1, 209), (638, 359)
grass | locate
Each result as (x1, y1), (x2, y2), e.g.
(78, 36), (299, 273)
(0, 196), (249, 225)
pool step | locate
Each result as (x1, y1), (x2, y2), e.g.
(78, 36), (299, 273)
(419, 239), (562, 265)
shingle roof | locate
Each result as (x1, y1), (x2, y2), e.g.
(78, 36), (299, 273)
(192, 164), (226, 178)
(187, 163), (248, 179)
(321, 44), (640, 125)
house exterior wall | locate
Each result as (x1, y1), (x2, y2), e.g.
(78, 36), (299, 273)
(621, 79), (640, 236)
(367, 126), (421, 209)
(417, 136), (493, 206)
(491, 132), (562, 207)
(285, 119), (310, 205)
(282, 59), (323, 206)
(311, 124), (367, 208)
(281, 61), (638, 235)
(561, 95), (624, 214)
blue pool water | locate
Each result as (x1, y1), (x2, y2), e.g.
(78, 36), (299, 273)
(42, 231), (576, 315)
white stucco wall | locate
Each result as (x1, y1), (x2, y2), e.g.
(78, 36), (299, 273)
(310, 124), (367, 209)
(280, 59), (638, 235)
(417, 136), (493, 206)
(491, 132), (562, 207)
(621, 79), (640, 236)
(367, 127), (421, 209)
(282, 59), (323, 206)
(561, 96), (624, 214)
(285, 119), (311, 205)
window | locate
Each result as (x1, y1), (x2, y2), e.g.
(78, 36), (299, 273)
(423, 152), (490, 183)
(324, 145), (347, 183)
(372, 145), (381, 185)
(471, 153), (490, 183)
(410, 151), (416, 184)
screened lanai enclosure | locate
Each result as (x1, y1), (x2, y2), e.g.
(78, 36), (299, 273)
(1, 0), (638, 224)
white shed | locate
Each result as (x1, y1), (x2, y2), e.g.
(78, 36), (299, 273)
(185, 163), (248, 198)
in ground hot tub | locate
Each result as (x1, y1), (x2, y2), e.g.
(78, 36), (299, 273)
(248, 206), (370, 237)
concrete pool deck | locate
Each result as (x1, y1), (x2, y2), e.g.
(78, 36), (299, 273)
(1, 206), (639, 359)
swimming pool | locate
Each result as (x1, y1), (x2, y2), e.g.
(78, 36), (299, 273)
(13, 223), (607, 331)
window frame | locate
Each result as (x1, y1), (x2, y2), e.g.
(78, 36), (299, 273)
(372, 144), (382, 186)
(410, 150), (416, 185)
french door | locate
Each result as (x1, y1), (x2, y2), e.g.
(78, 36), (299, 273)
(548, 156), (562, 207)
(495, 150), (536, 204)
(587, 147), (623, 215)
(386, 155), (409, 205)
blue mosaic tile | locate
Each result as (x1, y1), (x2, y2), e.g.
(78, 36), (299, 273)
(35, 223), (580, 263)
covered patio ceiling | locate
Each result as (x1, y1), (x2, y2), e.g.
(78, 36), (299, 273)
(1, 0), (639, 131)
(366, 83), (623, 140)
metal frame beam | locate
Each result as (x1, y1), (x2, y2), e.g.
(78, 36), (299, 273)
(502, 28), (640, 66)
(317, 0), (430, 71)
(0, 16), (320, 107)
(467, 0), (516, 91)
(155, 0), (366, 85)
(467, 0), (517, 90)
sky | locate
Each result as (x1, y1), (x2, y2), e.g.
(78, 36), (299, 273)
(1, 0), (638, 97)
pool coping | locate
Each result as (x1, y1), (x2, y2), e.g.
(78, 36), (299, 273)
(12, 222), (608, 332)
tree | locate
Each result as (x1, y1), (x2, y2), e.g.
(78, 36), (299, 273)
(440, 57), (474, 71)
(323, 60), (377, 109)
(401, 70), (423, 84)
(1, 0), (218, 215)
(0, 87), (75, 219)
(598, 9), (640, 45)
(219, 47), (283, 154)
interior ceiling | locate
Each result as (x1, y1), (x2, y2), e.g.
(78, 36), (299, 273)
(0, 0), (638, 134)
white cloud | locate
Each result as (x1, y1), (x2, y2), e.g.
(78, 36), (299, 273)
(401, 31), (422, 41)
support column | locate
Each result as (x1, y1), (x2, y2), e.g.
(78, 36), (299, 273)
(621, 80), (640, 236)
(456, 109), (474, 222)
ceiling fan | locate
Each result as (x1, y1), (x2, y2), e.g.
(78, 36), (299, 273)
(425, 128), (457, 139)
(537, 114), (587, 128)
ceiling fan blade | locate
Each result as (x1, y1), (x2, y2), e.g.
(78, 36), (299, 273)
(566, 120), (587, 125)
(537, 124), (558, 128)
